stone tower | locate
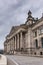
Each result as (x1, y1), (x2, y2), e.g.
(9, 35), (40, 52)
(26, 10), (34, 25)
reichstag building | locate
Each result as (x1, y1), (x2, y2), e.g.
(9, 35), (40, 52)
(4, 10), (43, 56)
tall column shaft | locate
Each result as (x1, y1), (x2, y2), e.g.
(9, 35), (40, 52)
(17, 34), (19, 50)
(20, 32), (23, 50)
(15, 36), (17, 50)
(12, 38), (15, 50)
(37, 29), (41, 47)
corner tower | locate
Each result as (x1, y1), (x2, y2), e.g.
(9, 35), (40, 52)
(26, 10), (34, 25)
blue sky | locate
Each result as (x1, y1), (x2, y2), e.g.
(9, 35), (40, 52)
(0, 0), (43, 49)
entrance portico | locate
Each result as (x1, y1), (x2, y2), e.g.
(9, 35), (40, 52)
(7, 28), (27, 54)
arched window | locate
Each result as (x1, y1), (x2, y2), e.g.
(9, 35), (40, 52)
(41, 38), (43, 48)
(35, 39), (38, 48)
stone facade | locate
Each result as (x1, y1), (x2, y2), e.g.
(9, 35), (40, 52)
(4, 10), (43, 55)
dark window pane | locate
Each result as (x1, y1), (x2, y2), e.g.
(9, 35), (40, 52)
(41, 38), (43, 48)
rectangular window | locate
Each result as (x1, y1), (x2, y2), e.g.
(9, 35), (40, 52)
(39, 28), (43, 34)
(34, 31), (37, 37)
(41, 38), (43, 48)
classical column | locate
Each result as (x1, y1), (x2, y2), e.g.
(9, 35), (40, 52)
(10, 39), (12, 54)
(10, 40), (12, 51)
(20, 32), (23, 50)
(37, 29), (40, 47)
(39, 38), (42, 48)
(15, 36), (17, 50)
(12, 38), (15, 54)
(13, 37), (15, 50)
(9, 40), (11, 54)
(17, 34), (19, 50)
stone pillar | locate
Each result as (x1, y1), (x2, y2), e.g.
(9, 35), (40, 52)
(10, 39), (13, 54)
(15, 36), (17, 50)
(12, 38), (15, 54)
(37, 29), (40, 47)
(17, 34), (19, 50)
(10, 40), (12, 51)
(8, 42), (10, 53)
(20, 32), (23, 50)
(39, 38), (42, 48)
(8, 40), (10, 54)
(10, 40), (11, 54)
(13, 37), (15, 50)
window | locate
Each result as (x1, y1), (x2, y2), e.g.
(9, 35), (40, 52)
(34, 31), (37, 37)
(34, 52), (36, 55)
(41, 38), (43, 48)
(39, 28), (43, 34)
(35, 39), (38, 48)
(40, 52), (43, 55)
